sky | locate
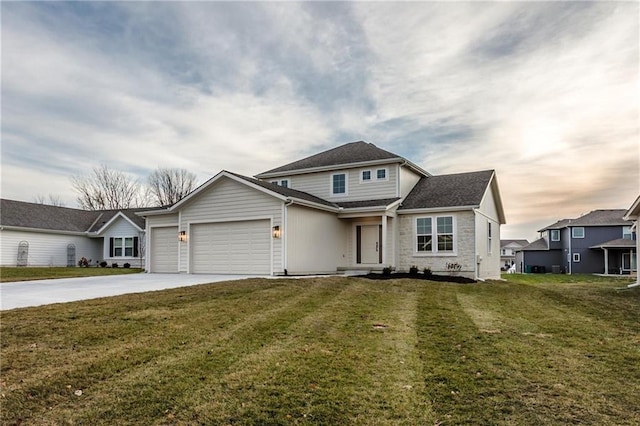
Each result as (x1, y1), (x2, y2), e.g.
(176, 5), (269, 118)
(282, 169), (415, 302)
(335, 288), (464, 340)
(1, 1), (638, 241)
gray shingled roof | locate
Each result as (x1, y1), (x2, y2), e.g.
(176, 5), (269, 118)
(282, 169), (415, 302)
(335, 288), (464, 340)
(539, 209), (630, 231)
(590, 238), (636, 249)
(500, 239), (529, 248)
(519, 238), (549, 251)
(1, 199), (150, 233)
(257, 141), (402, 176)
(336, 198), (401, 209)
(399, 170), (494, 210)
(227, 172), (338, 208)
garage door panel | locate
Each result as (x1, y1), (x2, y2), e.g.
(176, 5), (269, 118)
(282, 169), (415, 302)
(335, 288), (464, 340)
(191, 220), (270, 274)
(150, 227), (179, 273)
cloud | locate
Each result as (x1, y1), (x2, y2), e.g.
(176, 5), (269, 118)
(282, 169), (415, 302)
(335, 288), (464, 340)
(1, 2), (637, 241)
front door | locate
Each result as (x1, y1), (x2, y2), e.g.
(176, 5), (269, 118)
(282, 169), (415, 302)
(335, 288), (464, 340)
(622, 252), (636, 273)
(357, 225), (382, 264)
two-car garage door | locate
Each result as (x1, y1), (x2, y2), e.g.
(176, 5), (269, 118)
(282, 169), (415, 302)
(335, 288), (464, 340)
(190, 220), (271, 274)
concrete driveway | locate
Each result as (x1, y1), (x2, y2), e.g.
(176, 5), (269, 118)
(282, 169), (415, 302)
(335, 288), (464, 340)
(0, 273), (265, 310)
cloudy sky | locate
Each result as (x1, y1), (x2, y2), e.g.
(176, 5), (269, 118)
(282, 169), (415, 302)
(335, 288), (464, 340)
(2, 1), (638, 240)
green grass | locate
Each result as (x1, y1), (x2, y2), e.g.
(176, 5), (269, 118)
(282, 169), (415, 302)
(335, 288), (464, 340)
(1, 275), (638, 425)
(0, 267), (144, 282)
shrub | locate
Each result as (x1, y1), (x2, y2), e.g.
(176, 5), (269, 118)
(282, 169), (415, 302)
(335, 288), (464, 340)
(409, 265), (419, 276)
(78, 257), (90, 267)
(423, 267), (432, 277)
(99, 261), (108, 268)
(123, 263), (131, 269)
(382, 266), (392, 276)
(111, 263), (118, 268)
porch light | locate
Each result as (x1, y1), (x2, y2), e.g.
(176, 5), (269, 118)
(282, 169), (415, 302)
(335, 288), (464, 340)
(272, 225), (281, 239)
(179, 230), (187, 242)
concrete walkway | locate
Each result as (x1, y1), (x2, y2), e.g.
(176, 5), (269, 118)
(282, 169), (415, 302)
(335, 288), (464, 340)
(0, 273), (264, 310)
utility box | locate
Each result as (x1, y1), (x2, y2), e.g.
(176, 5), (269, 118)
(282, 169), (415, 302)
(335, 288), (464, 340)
(552, 265), (561, 274)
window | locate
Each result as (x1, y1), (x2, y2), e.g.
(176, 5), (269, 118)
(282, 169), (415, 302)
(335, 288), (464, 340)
(270, 179), (289, 188)
(551, 230), (560, 241)
(110, 237), (139, 258)
(501, 249), (507, 255)
(623, 226), (632, 240)
(573, 253), (580, 262)
(376, 168), (387, 180)
(331, 173), (347, 195)
(487, 221), (492, 254)
(416, 218), (432, 252)
(415, 216), (455, 254)
(437, 216), (454, 251)
(572, 227), (585, 238)
(361, 170), (372, 182)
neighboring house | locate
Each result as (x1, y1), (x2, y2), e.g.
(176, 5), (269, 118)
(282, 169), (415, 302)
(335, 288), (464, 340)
(500, 239), (529, 268)
(515, 209), (636, 275)
(140, 141), (506, 279)
(623, 195), (640, 287)
(0, 199), (148, 268)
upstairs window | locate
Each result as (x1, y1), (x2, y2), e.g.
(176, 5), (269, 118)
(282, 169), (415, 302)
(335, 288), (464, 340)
(623, 226), (632, 240)
(551, 230), (560, 241)
(270, 179), (289, 188)
(572, 227), (585, 239)
(331, 173), (347, 196)
(361, 170), (372, 182)
(376, 168), (387, 180)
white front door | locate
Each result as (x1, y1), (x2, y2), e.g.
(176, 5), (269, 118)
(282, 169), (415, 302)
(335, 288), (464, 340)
(360, 225), (380, 264)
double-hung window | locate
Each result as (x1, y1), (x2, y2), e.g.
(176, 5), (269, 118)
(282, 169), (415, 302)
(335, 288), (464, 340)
(331, 173), (347, 196)
(551, 230), (560, 241)
(623, 226), (632, 240)
(572, 227), (585, 239)
(416, 216), (455, 254)
(110, 237), (139, 258)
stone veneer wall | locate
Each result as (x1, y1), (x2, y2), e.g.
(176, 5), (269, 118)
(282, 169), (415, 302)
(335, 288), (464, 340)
(397, 211), (476, 279)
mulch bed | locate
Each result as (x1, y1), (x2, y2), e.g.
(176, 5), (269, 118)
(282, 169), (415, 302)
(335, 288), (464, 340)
(361, 272), (476, 284)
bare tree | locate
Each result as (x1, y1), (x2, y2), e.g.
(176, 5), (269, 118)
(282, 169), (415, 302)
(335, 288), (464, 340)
(147, 168), (197, 206)
(72, 165), (143, 210)
(34, 194), (65, 207)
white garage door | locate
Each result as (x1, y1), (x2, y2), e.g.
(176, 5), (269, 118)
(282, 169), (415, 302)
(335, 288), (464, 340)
(150, 227), (179, 273)
(191, 220), (271, 274)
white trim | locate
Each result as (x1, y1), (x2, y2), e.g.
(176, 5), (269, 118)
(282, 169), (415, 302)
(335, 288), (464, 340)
(360, 169), (373, 183)
(270, 179), (290, 188)
(330, 172), (349, 197)
(413, 214), (457, 256)
(381, 215), (387, 265)
(94, 211), (144, 235)
(255, 157), (426, 179)
(572, 227), (585, 239)
(551, 229), (560, 241)
(573, 253), (581, 262)
(398, 205), (478, 215)
(0, 226), (87, 236)
(375, 167), (389, 181)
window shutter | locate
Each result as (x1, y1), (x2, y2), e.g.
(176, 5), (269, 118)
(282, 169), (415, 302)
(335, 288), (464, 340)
(133, 237), (139, 257)
(109, 238), (114, 257)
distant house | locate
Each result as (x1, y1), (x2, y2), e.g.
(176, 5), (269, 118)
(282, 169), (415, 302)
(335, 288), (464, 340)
(515, 209), (636, 275)
(500, 239), (529, 268)
(0, 199), (149, 268)
(623, 195), (640, 287)
(140, 141), (506, 279)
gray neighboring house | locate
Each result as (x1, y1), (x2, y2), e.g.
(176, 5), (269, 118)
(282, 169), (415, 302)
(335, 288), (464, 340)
(623, 195), (640, 287)
(515, 209), (636, 275)
(140, 141), (506, 279)
(0, 199), (149, 268)
(500, 239), (529, 268)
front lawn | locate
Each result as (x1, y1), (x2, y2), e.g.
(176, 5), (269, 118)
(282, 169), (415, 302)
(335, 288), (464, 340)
(1, 276), (638, 424)
(0, 267), (144, 282)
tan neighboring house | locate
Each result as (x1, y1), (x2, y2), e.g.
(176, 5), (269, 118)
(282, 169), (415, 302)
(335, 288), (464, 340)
(140, 141), (506, 279)
(623, 194), (640, 288)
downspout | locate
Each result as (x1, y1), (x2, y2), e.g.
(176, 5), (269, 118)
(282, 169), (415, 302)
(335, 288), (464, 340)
(568, 227), (572, 275)
(283, 200), (294, 274)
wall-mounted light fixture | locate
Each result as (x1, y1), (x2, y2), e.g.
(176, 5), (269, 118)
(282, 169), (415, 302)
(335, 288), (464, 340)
(272, 225), (281, 239)
(179, 230), (187, 242)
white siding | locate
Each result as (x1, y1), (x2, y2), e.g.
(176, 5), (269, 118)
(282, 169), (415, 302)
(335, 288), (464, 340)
(0, 229), (101, 267)
(146, 214), (179, 228)
(475, 185), (501, 279)
(284, 165), (399, 202)
(286, 205), (348, 274)
(179, 177), (283, 273)
(399, 166), (422, 198)
(101, 216), (145, 268)
(150, 226), (179, 273)
(397, 211), (476, 278)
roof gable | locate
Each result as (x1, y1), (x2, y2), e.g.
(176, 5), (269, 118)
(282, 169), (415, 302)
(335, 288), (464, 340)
(540, 209), (630, 231)
(90, 210), (146, 234)
(399, 170), (495, 211)
(256, 141), (406, 176)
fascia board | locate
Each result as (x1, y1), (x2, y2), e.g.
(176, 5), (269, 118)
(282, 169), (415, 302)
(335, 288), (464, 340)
(255, 158), (406, 179)
(0, 225), (88, 236)
(288, 197), (339, 213)
(623, 195), (640, 220)
(94, 211), (144, 235)
(396, 205), (478, 215)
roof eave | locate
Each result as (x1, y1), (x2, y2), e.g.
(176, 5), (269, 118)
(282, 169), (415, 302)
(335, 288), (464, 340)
(397, 205), (479, 215)
(255, 158), (408, 179)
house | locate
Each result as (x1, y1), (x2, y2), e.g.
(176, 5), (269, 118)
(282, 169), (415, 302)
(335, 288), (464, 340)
(500, 239), (529, 268)
(0, 199), (148, 268)
(515, 209), (636, 275)
(623, 195), (640, 287)
(140, 141), (506, 279)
